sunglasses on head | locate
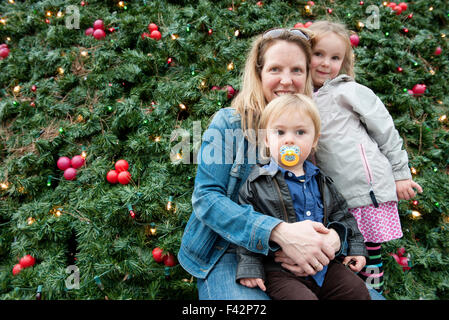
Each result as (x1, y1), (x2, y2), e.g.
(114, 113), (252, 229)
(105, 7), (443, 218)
(262, 28), (310, 41)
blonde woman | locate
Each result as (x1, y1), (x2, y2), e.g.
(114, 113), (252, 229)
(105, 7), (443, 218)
(178, 29), (343, 299)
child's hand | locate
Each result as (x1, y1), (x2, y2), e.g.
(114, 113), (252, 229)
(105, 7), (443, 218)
(396, 179), (423, 200)
(239, 278), (266, 291)
(343, 256), (366, 273)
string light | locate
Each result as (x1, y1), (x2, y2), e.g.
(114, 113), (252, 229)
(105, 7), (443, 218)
(171, 34), (179, 40)
(227, 61), (234, 71)
(27, 217), (36, 225)
(0, 182), (8, 190)
(411, 210), (422, 219)
(179, 103), (186, 110)
(166, 196), (174, 211)
(57, 11), (63, 18)
(0, 18), (6, 25)
(438, 115), (447, 122)
(81, 50), (88, 57)
(13, 85), (21, 93)
(411, 167), (417, 175)
(46, 11), (52, 17)
(57, 67), (64, 75)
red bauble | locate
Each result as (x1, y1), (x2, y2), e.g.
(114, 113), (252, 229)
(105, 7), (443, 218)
(152, 247), (164, 263)
(150, 30), (162, 40)
(434, 46), (442, 55)
(93, 29), (106, 40)
(294, 22), (304, 28)
(393, 6), (402, 15)
(19, 254), (36, 268)
(398, 2), (407, 11)
(57, 156), (72, 171)
(64, 168), (77, 180)
(211, 86), (221, 91)
(387, 2), (397, 8)
(412, 84), (426, 96)
(106, 170), (118, 184)
(141, 32), (150, 40)
(304, 21), (313, 28)
(0, 47), (10, 59)
(85, 27), (94, 36)
(148, 23), (158, 33)
(71, 155), (85, 169)
(349, 34), (360, 47)
(117, 171), (131, 185)
(226, 85), (235, 99)
(31, 85), (37, 92)
(93, 19), (104, 30)
(163, 253), (177, 267)
(115, 159), (129, 172)
(12, 264), (22, 276)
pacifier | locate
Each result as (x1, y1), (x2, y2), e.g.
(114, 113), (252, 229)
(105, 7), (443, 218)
(279, 145), (301, 167)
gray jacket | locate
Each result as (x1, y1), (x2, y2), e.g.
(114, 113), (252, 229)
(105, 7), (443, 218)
(313, 75), (412, 209)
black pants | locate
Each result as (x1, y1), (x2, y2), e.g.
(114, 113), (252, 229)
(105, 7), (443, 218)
(266, 260), (371, 300)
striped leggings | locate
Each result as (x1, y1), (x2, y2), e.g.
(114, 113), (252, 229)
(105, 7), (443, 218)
(358, 242), (384, 293)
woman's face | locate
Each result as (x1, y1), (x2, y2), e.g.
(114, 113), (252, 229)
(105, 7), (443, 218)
(260, 40), (308, 103)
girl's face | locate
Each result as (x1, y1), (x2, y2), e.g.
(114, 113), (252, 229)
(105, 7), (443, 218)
(310, 32), (346, 88)
(260, 40), (308, 103)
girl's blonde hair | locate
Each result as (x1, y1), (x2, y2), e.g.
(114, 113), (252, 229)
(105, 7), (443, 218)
(259, 94), (321, 159)
(308, 20), (355, 79)
(231, 29), (314, 144)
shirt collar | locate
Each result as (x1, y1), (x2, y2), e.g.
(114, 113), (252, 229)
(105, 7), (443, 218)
(262, 158), (320, 179)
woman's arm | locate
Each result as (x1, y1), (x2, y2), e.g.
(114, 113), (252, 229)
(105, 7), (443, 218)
(192, 109), (281, 255)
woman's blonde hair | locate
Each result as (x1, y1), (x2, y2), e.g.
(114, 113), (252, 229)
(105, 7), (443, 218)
(231, 29), (313, 144)
(307, 20), (355, 79)
(259, 93), (321, 159)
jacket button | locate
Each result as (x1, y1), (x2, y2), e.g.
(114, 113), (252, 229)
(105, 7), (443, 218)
(306, 211), (312, 216)
(256, 240), (263, 250)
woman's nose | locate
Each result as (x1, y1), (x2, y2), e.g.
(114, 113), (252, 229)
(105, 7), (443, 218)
(279, 72), (292, 85)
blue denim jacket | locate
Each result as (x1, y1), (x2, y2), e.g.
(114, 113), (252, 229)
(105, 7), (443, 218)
(178, 108), (282, 279)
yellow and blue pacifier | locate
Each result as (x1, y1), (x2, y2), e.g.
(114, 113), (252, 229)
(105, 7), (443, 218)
(280, 145), (301, 167)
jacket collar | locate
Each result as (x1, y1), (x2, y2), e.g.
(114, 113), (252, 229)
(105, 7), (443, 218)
(257, 158), (320, 180)
(314, 74), (354, 94)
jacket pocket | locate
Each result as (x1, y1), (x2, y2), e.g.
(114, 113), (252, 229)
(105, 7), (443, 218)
(358, 144), (379, 207)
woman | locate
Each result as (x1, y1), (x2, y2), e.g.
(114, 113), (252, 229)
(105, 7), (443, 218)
(178, 28), (346, 299)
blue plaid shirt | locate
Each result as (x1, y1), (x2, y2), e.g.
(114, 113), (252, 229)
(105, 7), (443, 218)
(263, 159), (327, 287)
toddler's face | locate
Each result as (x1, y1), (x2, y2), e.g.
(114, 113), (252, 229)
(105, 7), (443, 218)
(265, 110), (318, 171)
(310, 32), (346, 88)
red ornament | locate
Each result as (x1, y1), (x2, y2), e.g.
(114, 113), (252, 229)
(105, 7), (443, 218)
(398, 2), (408, 11)
(389, 247), (411, 271)
(45, 18), (50, 24)
(434, 46), (442, 55)
(226, 85), (235, 99)
(256, 1), (263, 7)
(208, 29), (213, 35)
(163, 253), (177, 267)
(359, 1), (364, 4)
(148, 23), (158, 33)
(0, 46), (10, 59)
(71, 155), (85, 169)
(350, 34), (360, 47)
(141, 32), (150, 40)
(30, 102), (36, 107)
(327, 8), (333, 14)
(294, 23), (304, 28)
(64, 168), (77, 180)
(402, 28), (408, 33)
(12, 264), (22, 276)
(93, 19), (104, 30)
(117, 171), (131, 185)
(57, 156), (71, 171)
(31, 85), (37, 92)
(412, 83), (426, 96)
(393, 6), (402, 15)
(150, 30), (162, 40)
(85, 27), (94, 36)
(81, 1), (86, 6)
(152, 247), (164, 263)
(106, 170), (118, 184)
(307, 1), (315, 5)
(387, 2), (397, 8)
(397, 66), (403, 72)
(407, 13), (413, 19)
(93, 29), (106, 40)
(304, 21), (313, 28)
(211, 86), (221, 91)
(19, 254), (36, 268)
(115, 159), (129, 172)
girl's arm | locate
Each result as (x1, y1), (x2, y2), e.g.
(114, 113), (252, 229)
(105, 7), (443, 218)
(340, 82), (412, 181)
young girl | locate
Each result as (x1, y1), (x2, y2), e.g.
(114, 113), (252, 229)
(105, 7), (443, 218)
(236, 94), (370, 300)
(307, 21), (423, 293)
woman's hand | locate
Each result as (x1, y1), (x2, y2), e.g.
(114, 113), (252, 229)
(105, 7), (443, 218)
(270, 221), (339, 276)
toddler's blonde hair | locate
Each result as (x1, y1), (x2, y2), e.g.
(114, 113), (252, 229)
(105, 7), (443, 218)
(259, 94), (321, 159)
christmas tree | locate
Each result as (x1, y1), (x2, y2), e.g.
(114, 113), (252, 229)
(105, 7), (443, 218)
(0, 0), (448, 300)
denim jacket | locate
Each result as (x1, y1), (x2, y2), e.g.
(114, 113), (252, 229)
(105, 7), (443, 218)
(178, 108), (282, 279)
